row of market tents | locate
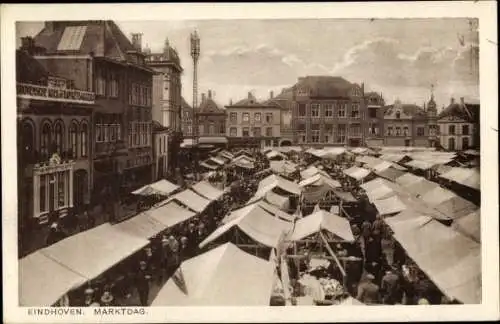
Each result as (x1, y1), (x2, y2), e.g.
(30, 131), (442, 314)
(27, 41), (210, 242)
(20, 179), (225, 307)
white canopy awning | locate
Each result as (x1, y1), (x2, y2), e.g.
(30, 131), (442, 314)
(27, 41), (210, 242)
(373, 195), (407, 216)
(270, 160), (298, 175)
(395, 173), (424, 187)
(287, 210), (354, 242)
(299, 173), (341, 189)
(167, 189), (211, 213)
(19, 251), (87, 306)
(256, 174), (302, 196)
(200, 161), (219, 170)
(40, 223), (149, 281)
(420, 186), (457, 206)
(114, 211), (169, 239)
(192, 180), (224, 201)
(149, 201), (197, 228)
(453, 209), (480, 243)
(344, 166), (371, 181)
(440, 167), (480, 190)
(300, 166), (320, 179)
(200, 205), (292, 249)
(152, 243), (275, 306)
(132, 179), (180, 196)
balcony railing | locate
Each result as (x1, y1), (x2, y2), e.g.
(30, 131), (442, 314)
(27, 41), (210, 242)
(17, 83), (95, 104)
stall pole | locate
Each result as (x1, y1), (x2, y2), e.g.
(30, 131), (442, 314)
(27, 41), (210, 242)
(319, 231), (346, 278)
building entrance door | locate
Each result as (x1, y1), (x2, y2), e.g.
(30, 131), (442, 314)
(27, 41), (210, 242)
(404, 139), (411, 147)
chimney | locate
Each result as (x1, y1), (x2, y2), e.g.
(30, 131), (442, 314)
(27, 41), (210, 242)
(44, 22), (55, 33)
(229, 99), (233, 106)
(208, 90), (212, 99)
(451, 97), (455, 104)
(131, 33), (143, 52)
(270, 91), (274, 99)
(201, 93), (206, 103)
(248, 92), (252, 99)
(460, 97), (465, 105)
(21, 36), (34, 53)
(361, 83), (365, 94)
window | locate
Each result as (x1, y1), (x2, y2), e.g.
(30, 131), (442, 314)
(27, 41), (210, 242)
(403, 126), (409, 136)
(39, 174), (47, 213)
(253, 127), (261, 137)
(54, 122), (64, 156)
(448, 137), (456, 151)
(368, 124), (379, 136)
(242, 127), (250, 137)
(429, 125), (437, 136)
(396, 127), (401, 136)
(396, 111), (401, 119)
(198, 124), (204, 136)
(229, 127), (237, 137)
(338, 103), (346, 118)
(449, 125), (456, 135)
(80, 123), (88, 157)
(368, 108), (377, 118)
(311, 130), (320, 143)
(57, 172), (66, 208)
(219, 123), (225, 134)
(298, 104), (306, 117)
(254, 113), (261, 123)
(96, 68), (106, 96)
(21, 121), (35, 162)
(209, 123), (215, 135)
(297, 88), (308, 96)
(265, 113), (273, 123)
(230, 112), (237, 123)
(387, 126), (393, 136)
(462, 125), (470, 135)
(242, 113), (250, 123)
(186, 125), (192, 135)
(69, 122), (78, 159)
(417, 127), (425, 136)
(351, 103), (360, 118)
(336, 124), (347, 144)
(325, 104), (333, 117)
(266, 127), (273, 137)
(350, 124), (361, 137)
(324, 124), (333, 142)
(108, 71), (119, 98)
(297, 123), (306, 144)
(462, 137), (469, 150)
(311, 104), (320, 118)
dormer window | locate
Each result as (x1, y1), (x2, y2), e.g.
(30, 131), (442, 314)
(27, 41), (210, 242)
(297, 88), (308, 96)
(396, 111), (401, 119)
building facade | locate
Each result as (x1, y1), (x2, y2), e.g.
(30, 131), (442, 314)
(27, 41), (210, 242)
(152, 121), (170, 181)
(438, 97), (479, 151)
(16, 48), (95, 230)
(225, 92), (282, 148)
(364, 92), (386, 147)
(31, 20), (155, 215)
(196, 90), (227, 145)
(383, 94), (437, 147)
(291, 76), (380, 147)
(265, 89), (294, 146)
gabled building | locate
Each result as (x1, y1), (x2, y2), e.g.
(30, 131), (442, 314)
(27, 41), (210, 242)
(438, 97), (479, 151)
(291, 76), (378, 147)
(196, 90), (227, 146)
(226, 91), (282, 148)
(364, 91), (386, 147)
(152, 121), (170, 181)
(31, 20), (155, 218)
(264, 89), (294, 146)
(181, 96), (193, 137)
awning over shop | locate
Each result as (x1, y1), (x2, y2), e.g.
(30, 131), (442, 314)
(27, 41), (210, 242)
(198, 136), (228, 144)
(375, 167), (407, 182)
(131, 179), (180, 196)
(149, 201), (197, 228)
(167, 189), (212, 213)
(440, 167), (480, 190)
(453, 209), (480, 243)
(231, 155), (256, 169)
(436, 164), (454, 175)
(233, 149), (253, 159)
(192, 181), (224, 201)
(373, 195), (407, 216)
(19, 251), (87, 306)
(287, 210), (354, 242)
(152, 243), (275, 306)
(200, 204), (292, 249)
(387, 218), (481, 304)
(351, 147), (370, 155)
(114, 211), (169, 239)
(299, 173), (341, 189)
(40, 223), (149, 281)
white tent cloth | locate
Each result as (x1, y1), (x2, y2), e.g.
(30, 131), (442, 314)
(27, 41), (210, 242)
(200, 161), (219, 170)
(420, 186), (457, 206)
(132, 179), (180, 196)
(266, 150), (287, 160)
(256, 174), (301, 196)
(405, 159), (435, 170)
(339, 297), (365, 305)
(192, 180), (224, 201)
(405, 178), (439, 196)
(287, 210), (355, 242)
(440, 167), (480, 190)
(148, 201), (197, 228)
(373, 195), (407, 216)
(257, 200), (297, 223)
(453, 209), (480, 243)
(270, 160), (298, 175)
(298, 173), (341, 189)
(433, 196), (479, 221)
(168, 189), (211, 213)
(345, 167), (371, 181)
(152, 243), (275, 306)
(208, 156), (225, 166)
(395, 173), (424, 187)
(114, 211), (169, 239)
(200, 205), (292, 249)
(20, 251), (87, 306)
(265, 190), (290, 210)
(40, 223), (149, 281)
(301, 166), (320, 179)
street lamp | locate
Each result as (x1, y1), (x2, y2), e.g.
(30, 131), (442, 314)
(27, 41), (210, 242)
(190, 30), (201, 180)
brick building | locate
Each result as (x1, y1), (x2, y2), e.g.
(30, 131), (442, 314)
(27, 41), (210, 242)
(31, 20), (155, 214)
(225, 91), (282, 148)
(291, 76), (382, 147)
(438, 97), (479, 151)
(195, 90), (227, 146)
(364, 92), (386, 147)
(265, 89), (294, 146)
(383, 93), (437, 147)
(16, 48), (95, 256)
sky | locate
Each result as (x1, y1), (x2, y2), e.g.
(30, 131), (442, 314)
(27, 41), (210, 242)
(17, 19), (479, 110)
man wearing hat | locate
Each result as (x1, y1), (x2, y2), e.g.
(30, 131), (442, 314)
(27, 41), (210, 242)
(381, 267), (402, 305)
(100, 291), (114, 307)
(135, 261), (151, 306)
(356, 273), (380, 305)
(84, 287), (95, 306)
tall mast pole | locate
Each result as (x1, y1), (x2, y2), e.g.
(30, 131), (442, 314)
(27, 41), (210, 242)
(190, 30), (200, 179)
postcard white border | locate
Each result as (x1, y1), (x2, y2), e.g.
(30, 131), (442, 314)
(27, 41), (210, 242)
(2, 2), (498, 323)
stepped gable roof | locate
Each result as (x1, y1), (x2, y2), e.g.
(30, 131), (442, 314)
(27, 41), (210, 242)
(384, 100), (426, 119)
(294, 76), (355, 98)
(199, 96), (225, 114)
(439, 100), (479, 122)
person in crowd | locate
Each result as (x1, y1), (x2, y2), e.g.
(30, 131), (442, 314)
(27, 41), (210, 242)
(46, 222), (67, 246)
(356, 273), (380, 305)
(179, 236), (190, 261)
(401, 263), (418, 305)
(135, 261), (151, 306)
(371, 214), (384, 238)
(381, 267), (402, 305)
(100, 291), (114, 307)
(186, 223), (198, 255)
(381, 231), (395, 267)
(84, 288), (95, 306)
(197, 222), (207, 244)
(166, 235), (180, 274)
